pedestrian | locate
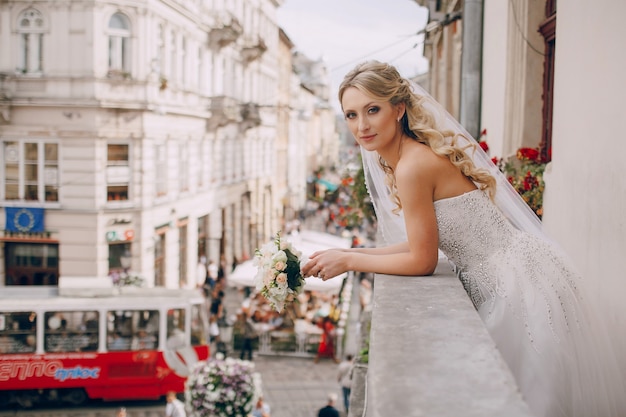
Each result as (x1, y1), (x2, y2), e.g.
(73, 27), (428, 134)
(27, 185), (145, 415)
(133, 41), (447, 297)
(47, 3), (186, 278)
(301, 60), (625, 417)
(207, 259), (218, 290)
(317, 393), (340, 417)
(115, 407), (126, 417)
(238, 310), (257, 361)
(165, 391), (187, 417)
(209, 288), (224, 325)
(251, 396), (271, 417)
(337, 354), (354, 413)
(314, 316), (338, 364)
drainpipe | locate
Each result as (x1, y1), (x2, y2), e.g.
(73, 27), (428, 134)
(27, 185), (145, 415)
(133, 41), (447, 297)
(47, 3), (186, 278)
(459, 0), (484, 140)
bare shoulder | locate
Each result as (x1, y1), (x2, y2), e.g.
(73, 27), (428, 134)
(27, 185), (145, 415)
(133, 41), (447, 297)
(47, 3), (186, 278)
(395, 141), (446, 186)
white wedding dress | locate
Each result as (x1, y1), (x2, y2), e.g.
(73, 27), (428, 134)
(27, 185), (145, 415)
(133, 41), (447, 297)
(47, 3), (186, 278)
(434, 189), (625, 417)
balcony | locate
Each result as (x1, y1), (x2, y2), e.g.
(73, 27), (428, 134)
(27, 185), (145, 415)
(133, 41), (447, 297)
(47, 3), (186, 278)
(241, 36), (268, 63)
(206, 96), (241, 130)
(209, 11), (243, 48)
(239, 102), (261, 131)
(349, 259), (534, 417)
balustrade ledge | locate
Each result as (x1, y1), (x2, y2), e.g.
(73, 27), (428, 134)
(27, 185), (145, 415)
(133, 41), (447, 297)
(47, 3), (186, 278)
(360, 260), (534, 417)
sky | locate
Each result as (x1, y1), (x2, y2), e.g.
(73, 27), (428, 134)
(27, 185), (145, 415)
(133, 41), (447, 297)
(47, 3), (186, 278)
(277, 0), (429, 110)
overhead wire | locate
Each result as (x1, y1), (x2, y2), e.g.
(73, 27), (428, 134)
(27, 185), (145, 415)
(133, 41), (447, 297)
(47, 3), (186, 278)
(330, 32), (423, 73)
(387, 40), (425, 67)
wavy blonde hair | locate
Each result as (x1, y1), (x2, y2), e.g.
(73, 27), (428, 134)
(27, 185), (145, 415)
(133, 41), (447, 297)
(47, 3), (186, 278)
(339, 61), (496, 212)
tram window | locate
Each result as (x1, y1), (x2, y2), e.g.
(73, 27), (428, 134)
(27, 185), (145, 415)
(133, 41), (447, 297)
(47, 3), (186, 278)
(106, 310), (159, 351)
(0, 312), (36, 354)
(166, 308), (187, 349)
(191, 304), (207, 346)
(44, 311), (99, 352)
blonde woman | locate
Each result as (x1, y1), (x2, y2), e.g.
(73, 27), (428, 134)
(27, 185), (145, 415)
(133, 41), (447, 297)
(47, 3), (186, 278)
(302, 61), (624, 417)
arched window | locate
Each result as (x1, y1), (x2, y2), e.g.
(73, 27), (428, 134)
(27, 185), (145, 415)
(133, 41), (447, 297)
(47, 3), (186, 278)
(17, 8), (45, 74)
(107, 12), (131, 73)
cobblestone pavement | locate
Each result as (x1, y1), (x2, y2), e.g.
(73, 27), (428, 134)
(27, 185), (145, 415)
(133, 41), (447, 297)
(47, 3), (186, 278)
(221, 271), (359, 417)
(250, 354), (345, 417)
(221, 284), (351, 417)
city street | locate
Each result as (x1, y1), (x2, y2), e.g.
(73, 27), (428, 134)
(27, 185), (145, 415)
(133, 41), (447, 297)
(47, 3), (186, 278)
(0, 354), (345, 417)
(0, 281), (358, 417)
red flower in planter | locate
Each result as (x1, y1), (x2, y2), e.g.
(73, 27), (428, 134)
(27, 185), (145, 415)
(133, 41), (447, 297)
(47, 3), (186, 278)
(479, 141), (489, 152)
(501, 147), (546, 219)
(517, 147), (540, 162)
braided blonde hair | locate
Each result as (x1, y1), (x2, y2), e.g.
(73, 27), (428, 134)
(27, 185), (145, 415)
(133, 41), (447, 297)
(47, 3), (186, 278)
(339, 61), (496, 212)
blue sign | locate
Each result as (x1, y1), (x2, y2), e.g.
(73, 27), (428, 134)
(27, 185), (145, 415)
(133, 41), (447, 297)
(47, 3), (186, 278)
(5, 207), (45, 233)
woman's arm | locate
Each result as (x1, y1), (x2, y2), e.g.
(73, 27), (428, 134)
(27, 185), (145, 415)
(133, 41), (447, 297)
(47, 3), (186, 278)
(339, 241), (409, 255)
(302, 192), (438, 278)
(302, 146), (441, 279)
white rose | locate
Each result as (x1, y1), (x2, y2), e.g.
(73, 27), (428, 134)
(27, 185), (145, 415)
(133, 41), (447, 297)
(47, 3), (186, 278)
(272, 250), (287, 263)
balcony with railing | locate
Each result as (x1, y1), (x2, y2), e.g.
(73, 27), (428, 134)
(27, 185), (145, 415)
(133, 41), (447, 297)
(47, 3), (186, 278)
(209, 11), (243, 48)
(241, 35), (268, 63)
(206, 96), (242, 130)
(239, 102), (262, 131)
(349, 258), (534, 417)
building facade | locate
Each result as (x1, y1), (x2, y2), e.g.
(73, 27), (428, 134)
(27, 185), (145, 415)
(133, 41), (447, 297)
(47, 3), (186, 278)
(0, 0), (335, 290)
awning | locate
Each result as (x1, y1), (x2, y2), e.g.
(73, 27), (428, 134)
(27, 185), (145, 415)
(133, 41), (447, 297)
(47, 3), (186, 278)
(228, 230), (351, 293)
(316, 178), (339, 192)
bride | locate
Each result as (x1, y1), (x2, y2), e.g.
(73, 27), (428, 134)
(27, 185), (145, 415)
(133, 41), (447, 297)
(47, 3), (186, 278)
(301, 60), (625, 417)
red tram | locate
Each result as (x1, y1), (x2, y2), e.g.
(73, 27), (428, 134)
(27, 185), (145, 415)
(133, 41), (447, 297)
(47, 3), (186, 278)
(0, 288), (210, 408)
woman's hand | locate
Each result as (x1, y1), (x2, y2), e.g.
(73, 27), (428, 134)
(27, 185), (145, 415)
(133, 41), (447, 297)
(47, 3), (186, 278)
(301, 249), (350, 281)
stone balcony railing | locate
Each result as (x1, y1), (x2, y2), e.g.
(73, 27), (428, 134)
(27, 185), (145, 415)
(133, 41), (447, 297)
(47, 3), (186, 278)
(349, 259), (535, 417)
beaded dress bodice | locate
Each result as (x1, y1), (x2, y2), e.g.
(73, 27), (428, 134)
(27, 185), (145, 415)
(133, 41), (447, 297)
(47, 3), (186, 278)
(434, 189), (516, 268)
(434, 189), (520, 308)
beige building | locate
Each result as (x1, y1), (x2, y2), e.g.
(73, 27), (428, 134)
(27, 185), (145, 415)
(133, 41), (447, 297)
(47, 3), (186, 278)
(0, 0), (335, 291)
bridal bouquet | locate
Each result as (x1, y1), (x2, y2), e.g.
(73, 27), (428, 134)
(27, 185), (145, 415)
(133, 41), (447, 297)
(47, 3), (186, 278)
(253, 232), (305, 312)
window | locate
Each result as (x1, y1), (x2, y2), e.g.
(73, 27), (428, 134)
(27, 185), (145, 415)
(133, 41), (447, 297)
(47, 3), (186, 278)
(107, 144), (129, 201)
(0, 312), (36, 354)
(181, 37), (187, 86)
(44, 311), (99, 352)
(179, 142), (189, 192)
(539, 3), (556, 162)
(190, 304), (207, 346)
(167, 308), (187, 348)
(197, 47), (203, 90)
(108, 242), (131, 275)
(107, 12), (131, 73)
(178, 223), (188, 288)
(196, 140), (205, 188)
(3, 140), (58, 202)
(155, 143), (167, 196)
(197, 215), (208, 260)
(169, 30), (177, 81)
(156, 24), (165, 76)
(5, 243), (59, 286)
(106, 310), (159, 351)
(17, 8), (45, 74)
(154, 232), (166, 286)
